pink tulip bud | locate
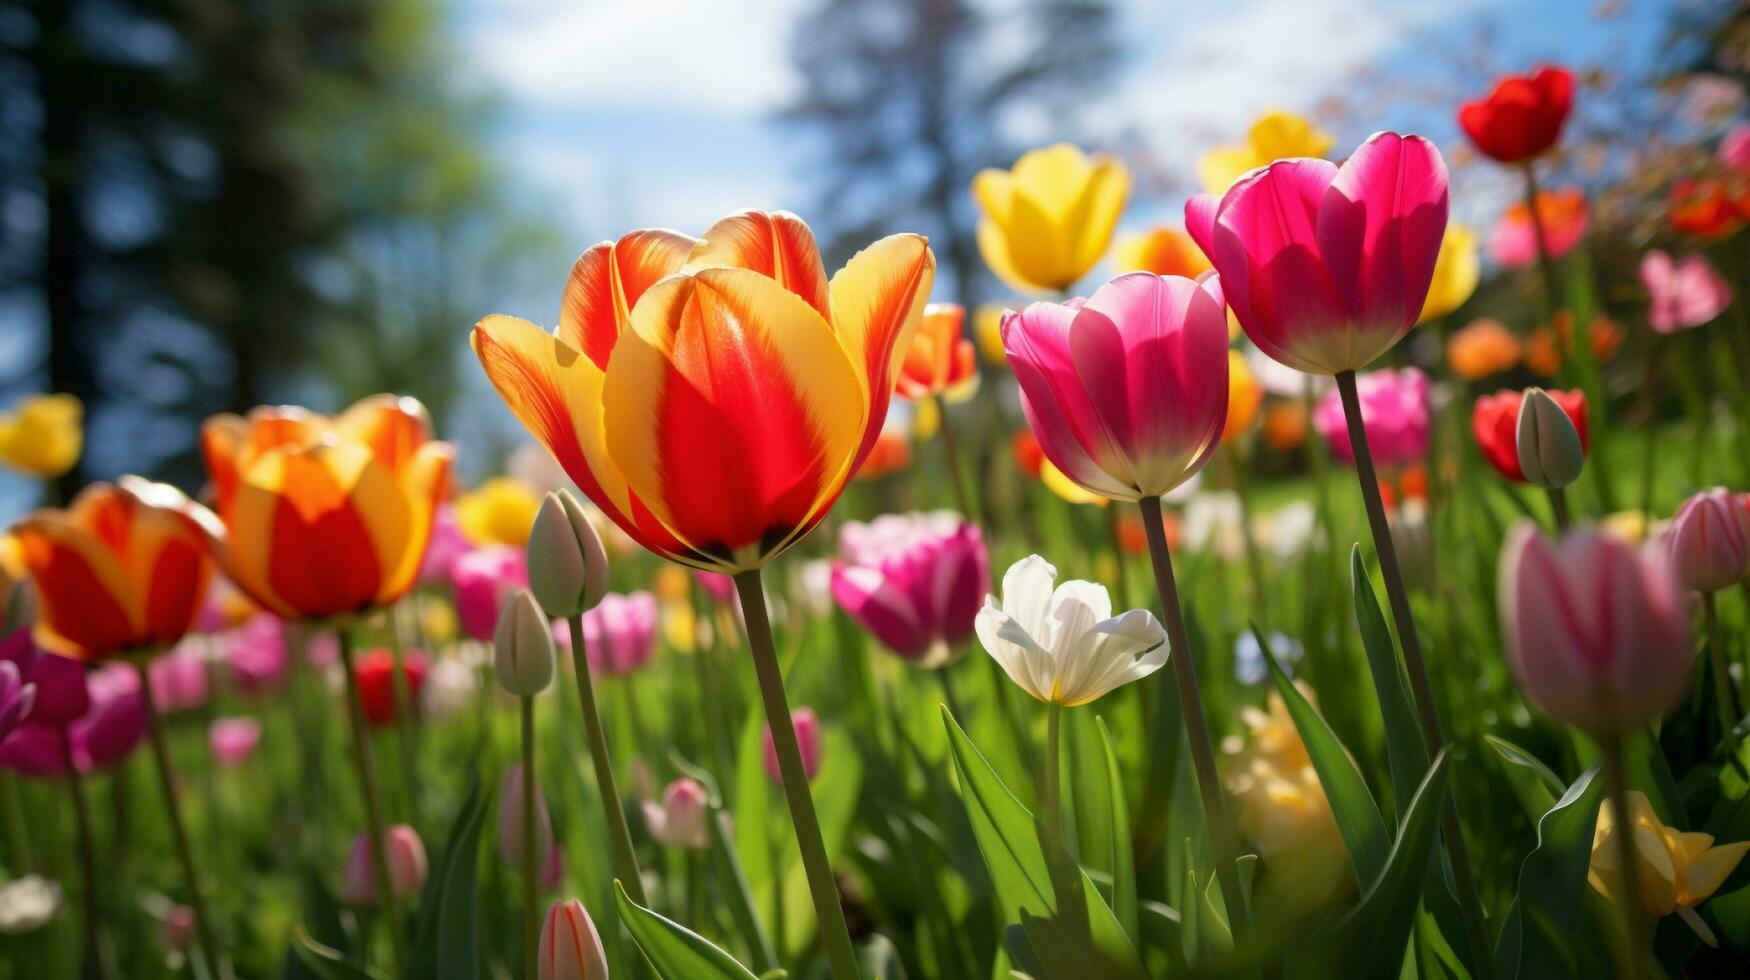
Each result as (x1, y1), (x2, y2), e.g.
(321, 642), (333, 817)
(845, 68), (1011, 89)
(498, 764), (554, 874)
(539, 899), (609, 980)
(642, 777), (710, 850)
(163, 905), (195, 950)
(207, 716), (261, 768)
(762, 707), (821, 785)
(340, 824), (427, 906)
(1665, 489), (1750, 593)
(1498, 522), (1693, 735)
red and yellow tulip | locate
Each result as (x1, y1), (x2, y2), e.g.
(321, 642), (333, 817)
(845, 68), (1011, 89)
(897, 303), (977, 402)
(472, 209), (935, 573)
(200, 395), (454, 620)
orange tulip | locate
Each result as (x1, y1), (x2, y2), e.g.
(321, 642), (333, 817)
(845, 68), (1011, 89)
(1113, 226), (1213, 279)
(1223, 350), (1263, 440)
(1524, 312), (1622, 377)
(854, 423), (912, 480)
(473, 210), (935, 573)
(1445, 318), (1522, 380)
(1262, 401), (1309, 452)
(200, 395), (454, 620)
(897, 303), (978, 401)
(9, 478), (217, 660)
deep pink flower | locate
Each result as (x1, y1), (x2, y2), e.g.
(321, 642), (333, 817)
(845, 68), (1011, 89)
(0, 662), (33, 743)
(1640, 250), (1732, 334)
(1002, 272), (1229, 499)
(762, 707), (821, 784)
(0, 657), (145, 778)
(692, 570), (736, 605)
(1312, 367), (1431, 466)
(1720, 124), (1750, 173)
(419, 504), (470, 585)
(1664, 488), (1750, 593)
(451, 546), (528, 641)
(831, 512), (989, 667)
(224, 614), (287, 695)
(1498, 523), (1692, 735)
(575, 592), (658, 675)
(148, 646), (209, 715)
(1186, 132), (1448, 375)
(208, 716), (262, 768)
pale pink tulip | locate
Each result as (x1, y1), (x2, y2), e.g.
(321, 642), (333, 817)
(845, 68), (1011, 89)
(762, 707), (821, 784)
(207, 716), (261, 768)
(642, 777), (710, 850)
(575, 592), (658, 676)
(1312, 368), (1431, 466)
(1665, 489), (1750, 593)
(539, 899), (609, 980)
(223, 614), (287, 695)
(340, 824), (427, 906)
(149, 647), (209, 715)
(1640, 250), (1732, 333)
(831, 512), (989, 667)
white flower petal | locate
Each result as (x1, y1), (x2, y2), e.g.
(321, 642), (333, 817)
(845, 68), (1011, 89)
(1001, 555), (1057, 641)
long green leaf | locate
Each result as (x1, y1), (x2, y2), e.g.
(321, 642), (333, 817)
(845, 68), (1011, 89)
(615, 881), (761, 979)
(290, 928), (387, 980)
(1493, 764), (1607, 980)
(1486, 735), (1563, 821)
(404, 778), (489, 980)
(1097, 716), (1138, 949)
(1350, 546), (1432, 818)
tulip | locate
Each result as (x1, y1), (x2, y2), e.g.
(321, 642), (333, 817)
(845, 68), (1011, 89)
(1185, 132), (1449, 376)
(762, 707), (821, 784)
(1515, 388), (1587, 492)
(1498, 523), (1691, 735)
(472, 210), (934, 576)
(971, 144), (1130, 293)
(1312, 368), (1431, 467)
(1458, 65), (1575, 163)
(1640, 250), (1732, 333)
(499, 763), (555, 873)
(575, 592), (658, 676)
(207, 716), (262, 768)
(1490, 189), (1588, 267)
(148, 647), (210, 715)
(1198, 109), (1334, 195)
(1445, 318), (1522, 380)
(457, 477), (542, 548)
(831, 512), (988, 667)
(692, 571), (736, 606)
(642, 777), (710, 850)
(1223, 351), (1262, 441)
(527, 490), (609, 620)
(854, 420), (912, 480)
(354, 648), (429, 727)
(897, 303), (978, 402)
(1668, 177), (1744, 238)
(9, 478), (216, 661)
(221, 615), (286, 695)
(1666, 489), (1750, 593)
(974, 555), (1167, 706)
(1003, 272), (1229, 500)
(200, 395), (454, 620)
(1113, 226), (1212, 278)
(453, 546), (529, 642)
(1721, 124), (1750, 172)
(1472, 388), (1588, 484)
(539, 899), (609, 980)
(1261, 402), (1308, 452)
(971, 302), (1012, 366)
(0, 654), (144, 778)
(0, 661), (33, 742)
(1417, 224), (1480, 323)
(494, 589), (555, 696)
(419, 505), (471, 586)
(0, 393), (82, 479)
(340, 824), (428, 906)
(1590, 790), (1749, 947)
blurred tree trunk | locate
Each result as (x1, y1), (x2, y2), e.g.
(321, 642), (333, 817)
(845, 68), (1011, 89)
(35, 0), (91, 500)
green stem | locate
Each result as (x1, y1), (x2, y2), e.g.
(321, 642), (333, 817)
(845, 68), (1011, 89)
(711, 806), (779, 970)
(732, 570), (861, 980)
(933, 393), (977, 521)
(1547, 486), (1571, 532)
(1705, 592), (1738, 738)
(0, 770), (32, 875)
(566, 615), (647, 904)
(1600, 736), (1651, 980)
(386, 610), (421, 817)
(521, 695), (538, 980)
(1520, 163), (1563, 316)
(1043, 703), (1064, 855)
(137, 660), (230, 980)
(335, 631), (406, 969)
(63, 734), (105, 980)
(1334, 370), (1495, 980)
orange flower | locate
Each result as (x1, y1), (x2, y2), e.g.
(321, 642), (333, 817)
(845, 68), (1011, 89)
(897, 303), (978, 401)
(1012, 429), (1045, 479)
(473, 210), (935, 573)
(1525, 312), (1622, 377)
(1669, 177), (1744, 239)
(1262, 401), (1309, 452)
(200, 395), (454, 620)
(1445, 318), (1522, 380)
(854, 423), (912, 480)
(1113, 226), (1212, 278)
(9, 478), (217, 660)
(1223, 350), (1263, 440)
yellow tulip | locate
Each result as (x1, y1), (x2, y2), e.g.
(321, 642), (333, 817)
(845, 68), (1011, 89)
(1590, 790), (1749, 946)
(1199, 110), (1335, 195)
(455, 477), (541, 548)
(1418, 225), (1480, 323)
(973, 302), (1012, 367)
(1223, 351), (1263, 440)
(1113, 226), (1212, 278)
(0, 394), (83, 479)
(1040, 459), (1108, 507)
(972, 144), (1130, 293)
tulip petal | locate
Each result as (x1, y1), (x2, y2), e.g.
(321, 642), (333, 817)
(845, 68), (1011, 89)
(975, 219), (1043, 293)
(683, 210), (831, 323)
(1067, 160), (1131, 278)
(1011, 144), (1096, 216)
(336, 394), (434, 472)
(251, 445), (385, 619)
(1003, 302), (1138, 500)
(1006, 187), (1077, 291)
(828, 233), (935, 465)
(1183, 194), (1219, 263)
(559, 229), (696, 369)
(11, 518), (140, 659)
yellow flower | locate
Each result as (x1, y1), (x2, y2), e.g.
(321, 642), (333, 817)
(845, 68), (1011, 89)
(0, 394), (83, 478)
(1418, 225), (1480, 323)
(972, 144), (1130, 293)
(973, 303), (1012, 367)
(419, 594), (457, 645)
(1223, 351), (1262, 440)
(1590, 790), (1750, 946)
(455, 477), (541, 547)
(1040, 459), (1108, 507)
(1199, 110), (1335, 195)
(1113, 226), (1212, 278)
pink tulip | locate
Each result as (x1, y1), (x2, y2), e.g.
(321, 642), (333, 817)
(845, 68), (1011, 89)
(1498, 523), (1692, 735)
(340, 824), (428, 906)
(642, 777), (710, 849)
(208, 716), (262, 768)
(762, 707), (821, 785)
(574, 592), (658, 676)
(0, 642), (145, 778)
(148, 647), (209, 715)
(1186, 131), (1449, 375)
(693, 570), (736, 605)
(831, 512), (989, 667)
(498, 763), (554, 874)
(419, 503), (470, 585)
(0, 662), (34, 743)
(1640, 250), (1732, 334)
(541, 842), (564, 891)
(539, 899), (609, 980)
(452, 545), (529, 641)
(1721, 123), (1750, 173)
(223, 614), (288, 695)
(1312, 367), (1431, 466)
(1002, 272), (1229, 499)
(1665, 489), (1750, 593)
(1489, 190), (1588, 267)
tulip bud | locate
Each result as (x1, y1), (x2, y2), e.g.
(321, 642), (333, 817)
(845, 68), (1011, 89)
(340, 824), (427, 906)
(642, 777), (710, 849)
(539, 899), (610, 980)
(163, 905), (195, 951)
(527, 490), (609, 619)
(1515, 388), (1585, 489)
(761, 708), (822, 785)
(494, 589), (555, 696)
(1666, 489), (1750, 592)
(498, 764), (555, 874)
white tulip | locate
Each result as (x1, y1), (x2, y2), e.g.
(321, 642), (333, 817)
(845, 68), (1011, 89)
(975, 555), (1169, 706)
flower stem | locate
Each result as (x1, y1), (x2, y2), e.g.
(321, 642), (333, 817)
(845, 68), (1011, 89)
(137, 661), (230, 980)
(933, 393), (976, 521)
(566, 615), (647, 904)
(1520, 163), (1563, 316)
(0, 771), (32, 874)
(62, 734), (105, 980)
(732, 569), (861, 980)
(520, 694), (538, 980)
(1043, 702), (1064, 856)
(1600, 736), (1651, 979)
(1547, 486), (1571, 532)
(334, 631), (406, 969)
(1334, 370), (1495, 980)
(1704, 591), (1739, 738)
(1137, 496), (1249, 944)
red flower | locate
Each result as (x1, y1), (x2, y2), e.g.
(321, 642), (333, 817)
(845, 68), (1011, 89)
(1472, 389), (1588, 483)
(1668, 177), (1744, 239)
(1458, 66), (1574, 164)
(353, 648), (429, 726)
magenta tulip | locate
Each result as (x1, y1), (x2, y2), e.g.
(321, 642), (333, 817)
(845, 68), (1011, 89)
(575, 592), (658, 676)
(1002, 272), (1229, 500)
(207, 716), (262, 768)
(831, 512), (989, 667)
(1498, 522), (1692, 735)
(0, 662), (33, 743)
(1640, 250), (1732, 334)
(1665, 489), (1750, 593)
(1312, 367), (1431, 466)
(419, 503), (470, 585)
(692, 570), (736, 605)
(453, 545), (529, 641)
(1186, 131), (1449, 375)
(762, 707), (821, 785)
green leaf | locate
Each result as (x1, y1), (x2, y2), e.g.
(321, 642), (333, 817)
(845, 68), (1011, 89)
(1253, 624), (1389, 885)
(856, 933), (907, 980)
(1350, 546), (1432, 819)
(1493, 764), (1607, 980)
(615, 881), (762, 979)
(1097, 717), (1138, 949)
(289, 927), (388, 980)
(404, 777), (489, 980)
(1486, 735), (1563, 821)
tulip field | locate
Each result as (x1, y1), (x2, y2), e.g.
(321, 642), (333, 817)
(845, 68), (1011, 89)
(9, 25), (1750, 980)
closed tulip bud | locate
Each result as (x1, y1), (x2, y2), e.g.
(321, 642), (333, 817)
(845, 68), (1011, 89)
(527, 490), (609, 619)
(340, 824), (427, 906)
(539, 899), (609, 980)
(498, 763), (554, 873)
(1515, 388), (1585, 489)
(642, 777), (710, 850)
(762, 708), (822, 785)
(1665, 488), (1750, 593)
(494, 589), (554, 696)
